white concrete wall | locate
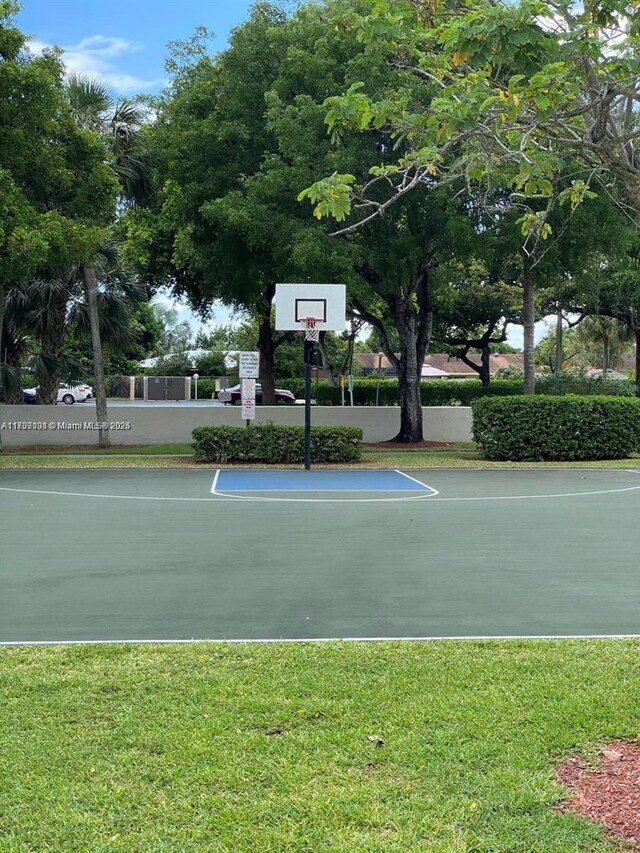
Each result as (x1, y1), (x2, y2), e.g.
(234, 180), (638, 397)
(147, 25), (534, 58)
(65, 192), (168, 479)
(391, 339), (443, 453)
(0, 404), (473, 447)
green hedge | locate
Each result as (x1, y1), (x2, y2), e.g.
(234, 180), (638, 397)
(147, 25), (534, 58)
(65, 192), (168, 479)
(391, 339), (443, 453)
(306, 379), (523, 406)
(472, 395), (640, 461)
(535, 373), (637, 397)
(278, 375), (639, 406)
(191, 378), (216, 399)
(192, 424), (363, 464)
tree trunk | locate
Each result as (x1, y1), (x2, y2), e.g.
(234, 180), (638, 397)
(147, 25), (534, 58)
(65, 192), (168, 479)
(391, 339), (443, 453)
(396, 371), (423, 442)
(257, 298), (277, 406)
(4, 344), (23, 404)
(555, 307), (563, 373)
(82, 265), (110, 448)
(317, 332), (335, 386)
(37, 291), (68, 405)
(522, 265), (536, 394)
(479, 346), (491, 387)
(0, 283), (4, 451)
(393, 295), (424, 443)
(603, 337), (609, 376)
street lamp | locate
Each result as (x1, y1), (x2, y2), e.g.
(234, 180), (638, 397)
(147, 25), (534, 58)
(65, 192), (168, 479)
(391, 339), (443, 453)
(376, 352), (384, 406)
(193, 373), (199, 400)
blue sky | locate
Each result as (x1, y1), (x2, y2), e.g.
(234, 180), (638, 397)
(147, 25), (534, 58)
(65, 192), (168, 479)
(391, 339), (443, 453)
(18, 0), (255, 96)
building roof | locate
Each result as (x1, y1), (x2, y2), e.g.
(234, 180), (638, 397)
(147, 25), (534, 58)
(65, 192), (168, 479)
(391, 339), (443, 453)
(355, 352), (525, 377)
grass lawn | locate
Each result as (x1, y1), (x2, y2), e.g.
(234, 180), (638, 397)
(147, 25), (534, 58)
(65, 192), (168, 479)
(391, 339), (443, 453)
(1, 442), (639, 469)
(1, 641), (637, 851)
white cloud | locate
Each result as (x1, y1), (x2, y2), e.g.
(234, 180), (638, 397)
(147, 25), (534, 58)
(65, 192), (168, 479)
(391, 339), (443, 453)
(27, 35), (165, 95)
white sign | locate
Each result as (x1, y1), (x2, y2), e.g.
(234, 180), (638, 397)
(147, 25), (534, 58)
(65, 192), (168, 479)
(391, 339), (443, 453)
(241, 378), (256, 420)
(239, 351), (260, 378)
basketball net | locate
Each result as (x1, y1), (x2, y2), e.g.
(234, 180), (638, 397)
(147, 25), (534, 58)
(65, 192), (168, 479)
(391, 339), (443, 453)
(301, 317), (320, 342)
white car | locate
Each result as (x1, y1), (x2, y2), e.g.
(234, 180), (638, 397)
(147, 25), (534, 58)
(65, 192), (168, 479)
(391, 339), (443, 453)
(24, 383), (93, 404)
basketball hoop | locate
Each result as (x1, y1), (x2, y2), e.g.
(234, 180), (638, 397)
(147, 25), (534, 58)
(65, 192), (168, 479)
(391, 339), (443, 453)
(301, 317), (320, 342)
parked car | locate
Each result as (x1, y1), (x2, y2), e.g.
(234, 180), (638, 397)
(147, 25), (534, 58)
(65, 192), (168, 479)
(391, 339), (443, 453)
(0, 387), (38, 404)
(23, 383), (92, 404)
(218, 383), (296, 405)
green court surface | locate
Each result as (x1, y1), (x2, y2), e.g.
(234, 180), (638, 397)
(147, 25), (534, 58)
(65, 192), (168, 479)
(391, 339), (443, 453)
(1, 467), (639, 643)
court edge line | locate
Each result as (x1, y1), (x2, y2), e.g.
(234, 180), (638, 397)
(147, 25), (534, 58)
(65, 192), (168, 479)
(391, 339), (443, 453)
(393, 469), (439, 495)
(210, 490), (437, 502)
(176, 483), (640, 503)
(3, 634), (640, 647)
(212, 468), (437, 495)
(3, 482), (640, 503)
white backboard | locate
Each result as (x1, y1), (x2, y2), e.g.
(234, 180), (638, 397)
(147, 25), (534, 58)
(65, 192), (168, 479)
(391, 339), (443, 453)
(275, 283), (346, 332)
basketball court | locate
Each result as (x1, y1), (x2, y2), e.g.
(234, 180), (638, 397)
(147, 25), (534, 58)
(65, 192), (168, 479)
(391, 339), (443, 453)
(1, 466), (639, 644)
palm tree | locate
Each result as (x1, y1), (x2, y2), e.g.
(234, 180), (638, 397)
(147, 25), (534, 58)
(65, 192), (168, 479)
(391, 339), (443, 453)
(2, 241), (143, 403)
(575, 315), (634, 376)
(66, 75), (151, 446)
(152, 304), (193, 354)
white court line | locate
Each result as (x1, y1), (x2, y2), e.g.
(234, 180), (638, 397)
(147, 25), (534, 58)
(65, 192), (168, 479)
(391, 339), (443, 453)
(3, 473), (640, 504)
(394, 469), (439, 495)
(211, 468), (438, 497)
(209, 490), (438, 503)
(3, 634), (640, 647)
(0, 487), (216, 502)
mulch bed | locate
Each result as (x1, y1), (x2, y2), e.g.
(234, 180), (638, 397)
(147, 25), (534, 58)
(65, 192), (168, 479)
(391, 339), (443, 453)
(556, 741), (640, 848)
(365, 440), (452, 450)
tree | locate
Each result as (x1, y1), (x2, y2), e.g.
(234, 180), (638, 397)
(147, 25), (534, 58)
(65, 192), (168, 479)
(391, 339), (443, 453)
(129, 10), (297, 404)
(0, 3), (118, 447)
(152, 304), (192, 354)
(299, 0), (640, 395)
(65, 75), (150, 446)
(575, 316), (634, 376)
(535, 327), (587, 374)
(583, 242), (640, 386)
(0, 2), (65, 442)
(434, 259), (520, 387)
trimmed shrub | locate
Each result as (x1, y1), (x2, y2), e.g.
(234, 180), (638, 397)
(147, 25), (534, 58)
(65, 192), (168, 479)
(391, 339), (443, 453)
(191, 378), (216, 399)
(472, 395), (640, 461)
(309, 378), (523, 406)
(285, 378), (306, 399)
(422, 379), (523, 405)
(105, 376), (130, 397)
(535, 373), (638, 397)
(192, 424), (363, 464)
(279, 374), (640, 405)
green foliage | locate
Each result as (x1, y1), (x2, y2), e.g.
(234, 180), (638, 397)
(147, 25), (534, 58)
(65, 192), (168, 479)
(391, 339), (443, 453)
(144, 353), (192, 376)
(285, 375), (638, 406)
(494, 365), (524, 379)
(194, 351), (227, 377)
(535, 373), (638, 397)
(313, 379), (525, 406)
(191, 378), (216, 399)
(297, 173), (356, 222)
(472, 395), (640, 460)
(192, 424), (362, 464)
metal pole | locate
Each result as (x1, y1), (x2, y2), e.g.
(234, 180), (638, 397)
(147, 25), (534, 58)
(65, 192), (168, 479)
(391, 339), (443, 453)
(304, 340), (313, 470)
(376, 352), (383, 406)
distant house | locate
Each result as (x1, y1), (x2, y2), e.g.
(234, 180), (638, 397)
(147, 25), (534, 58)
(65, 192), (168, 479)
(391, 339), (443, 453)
(139, 350), (239, 371)
(355, 352), (526, 379)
